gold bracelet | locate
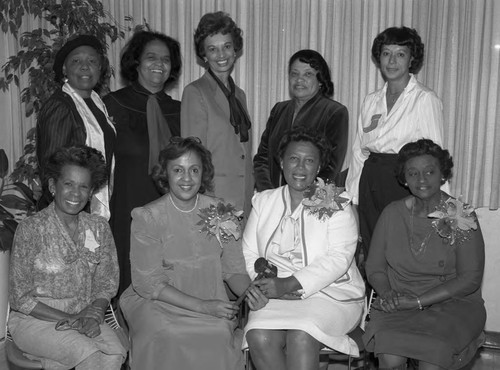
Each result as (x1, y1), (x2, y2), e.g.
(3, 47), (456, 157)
(416, 297), (424, 310)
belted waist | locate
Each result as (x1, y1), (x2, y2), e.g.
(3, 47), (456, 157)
(366, 152), (399, 165)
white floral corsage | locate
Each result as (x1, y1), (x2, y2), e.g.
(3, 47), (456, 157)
(197, 202), (244, 247)
(427, 197), (478, 245)
(302, 178), (349, 221)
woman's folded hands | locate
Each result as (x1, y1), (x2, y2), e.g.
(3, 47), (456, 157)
(55, 303), (105, 338)
(373, 290), (419, 312)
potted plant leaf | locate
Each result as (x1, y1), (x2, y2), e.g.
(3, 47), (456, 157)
(0, 148), (8, 339)
(0, 0), (126, 115)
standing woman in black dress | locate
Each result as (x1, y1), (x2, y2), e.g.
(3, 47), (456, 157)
(104, 31), (181, 295)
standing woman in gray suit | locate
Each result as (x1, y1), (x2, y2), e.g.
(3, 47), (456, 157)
(181, 11), (253, 215)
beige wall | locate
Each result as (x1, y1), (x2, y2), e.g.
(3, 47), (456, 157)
(477, 208), (500, 331)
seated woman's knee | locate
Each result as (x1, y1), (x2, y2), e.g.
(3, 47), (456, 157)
(247, 329), (283, 351)
(378, 353), (407, 368)
(287, 330), (318, 349)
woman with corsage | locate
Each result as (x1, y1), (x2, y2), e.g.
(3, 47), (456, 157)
(363, 139), (485, 370)
(345, 27), (445, 254)
(181, 11), (253, 214)
(9, 146), (125, 369)
(120, 137), (266, 370)
(243, 127), (365, 370)
(37, 35), (115, 218)
(253, 49), (349, 192)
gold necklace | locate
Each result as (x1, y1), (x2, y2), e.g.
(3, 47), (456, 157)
(387, 91), (403, 104)
(409, 199), (433, 256)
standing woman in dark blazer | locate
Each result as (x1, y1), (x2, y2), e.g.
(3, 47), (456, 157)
(104, 31), (181, 295)
(253, 49), (349, 192)
(181, 11), (253, 215)
(37, 35), (115, 219)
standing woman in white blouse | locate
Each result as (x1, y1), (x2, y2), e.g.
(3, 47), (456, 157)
(345, 26), (444, 255)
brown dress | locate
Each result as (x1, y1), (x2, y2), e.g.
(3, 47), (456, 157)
(120, 194), (246, 370)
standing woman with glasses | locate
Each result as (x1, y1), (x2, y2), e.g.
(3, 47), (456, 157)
(181, 11), (253, 215)
(104, 31), (182, 295)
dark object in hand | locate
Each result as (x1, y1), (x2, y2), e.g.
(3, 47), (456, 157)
(235, 258), (278, 306)
(254, 257), (278, 279)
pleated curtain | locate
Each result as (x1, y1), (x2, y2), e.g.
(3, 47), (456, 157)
(1, 0), (499, 208)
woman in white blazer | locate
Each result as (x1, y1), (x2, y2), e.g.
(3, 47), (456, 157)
(242, 127), (365, 370)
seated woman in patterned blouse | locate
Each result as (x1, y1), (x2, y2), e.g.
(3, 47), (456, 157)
(8, 145), (126, 370)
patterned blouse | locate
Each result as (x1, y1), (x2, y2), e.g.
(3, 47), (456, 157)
(9, 202), (119, 315)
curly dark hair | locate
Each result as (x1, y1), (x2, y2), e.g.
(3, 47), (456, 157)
(152, 137), (215, 195)
(278, 126), (331, 172)
(120, 31), (182, 88)
(396, 139), (453, 185)
(193, 11), (244, 61)
(44, 145), (108, 191)
(288, 49), (334, 97)
(371, 26), (425, 74)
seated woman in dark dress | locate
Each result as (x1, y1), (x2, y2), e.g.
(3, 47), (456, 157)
(363, 139), (485, 370)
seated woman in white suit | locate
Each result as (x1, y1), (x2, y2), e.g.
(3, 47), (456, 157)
(242, 127), (365, 370)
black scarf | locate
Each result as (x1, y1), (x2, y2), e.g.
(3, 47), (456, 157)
(146, 93), (172, 173)
(208, 69), (251, 142)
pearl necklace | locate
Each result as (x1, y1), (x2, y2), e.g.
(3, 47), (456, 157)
(169, 193), (198, 213)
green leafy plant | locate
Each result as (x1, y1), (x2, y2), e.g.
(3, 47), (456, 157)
(0, 139), (38, 252)
(0, 0), (125, 116)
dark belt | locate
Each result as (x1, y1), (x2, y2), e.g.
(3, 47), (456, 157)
(366, 152), (399, 165)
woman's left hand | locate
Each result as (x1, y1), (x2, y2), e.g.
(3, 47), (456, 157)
(394, 294), (419, 311)
(246, 285), (268, 311)
(78, 317), (101, 338)
(77, 304), (105, 324)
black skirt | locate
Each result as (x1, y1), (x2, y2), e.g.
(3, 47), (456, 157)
(358, 153), (411, 253)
